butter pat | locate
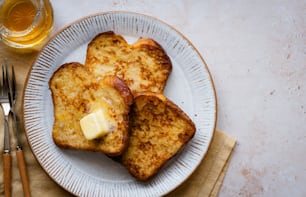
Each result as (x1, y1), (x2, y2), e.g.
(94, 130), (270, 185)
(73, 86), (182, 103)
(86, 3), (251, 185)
(80, 109), (115, 140)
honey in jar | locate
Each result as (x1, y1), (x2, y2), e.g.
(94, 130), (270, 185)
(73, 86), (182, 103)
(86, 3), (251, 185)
(0, 0), (54, 51)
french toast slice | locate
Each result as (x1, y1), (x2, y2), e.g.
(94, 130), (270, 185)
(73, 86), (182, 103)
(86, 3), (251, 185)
(121, 92), (196, 181)
(49, 62), (133, 156)
(85, 31), (172, 96)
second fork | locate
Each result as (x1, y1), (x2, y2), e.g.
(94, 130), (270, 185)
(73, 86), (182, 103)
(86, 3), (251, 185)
(1, 61), (12, 197)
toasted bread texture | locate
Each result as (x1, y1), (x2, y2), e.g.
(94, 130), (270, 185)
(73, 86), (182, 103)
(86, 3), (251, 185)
(49, 62), (133, 156)
(121, 92), (196, 181)
(85, 31), (172, 96)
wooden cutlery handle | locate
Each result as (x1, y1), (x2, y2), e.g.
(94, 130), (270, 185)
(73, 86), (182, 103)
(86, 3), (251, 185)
(16, 149), (31, 197)
(3, 153), (11, 197)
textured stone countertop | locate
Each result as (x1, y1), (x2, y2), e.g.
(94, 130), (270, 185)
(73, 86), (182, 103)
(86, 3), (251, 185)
(50, 0), (306, 196)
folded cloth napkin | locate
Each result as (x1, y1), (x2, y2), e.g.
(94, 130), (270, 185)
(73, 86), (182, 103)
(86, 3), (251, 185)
(0, 127), (235, 197)
(167, 129), (236, 197)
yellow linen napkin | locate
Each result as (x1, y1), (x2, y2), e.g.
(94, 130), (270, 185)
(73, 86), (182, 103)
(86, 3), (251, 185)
(167, 129), (236, 197)
(0, 127), (235, 197)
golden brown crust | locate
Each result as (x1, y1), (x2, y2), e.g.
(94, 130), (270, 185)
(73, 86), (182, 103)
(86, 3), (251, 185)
(108, 76), (134, 106)
(132, 38), (160, 48)
(121, 92), (196, 181)
(49, 62), (133, 156)
(85, 31), (172, 96)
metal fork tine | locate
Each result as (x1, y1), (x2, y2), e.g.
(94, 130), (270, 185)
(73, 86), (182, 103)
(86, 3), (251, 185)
(3, 62), (11, 108)
(5, 62), (13, 108)
(5, 61), (8, 90)
(11, 65), (16, 101)
(1, 65), (4, 95)
(3, 60), (9, 95)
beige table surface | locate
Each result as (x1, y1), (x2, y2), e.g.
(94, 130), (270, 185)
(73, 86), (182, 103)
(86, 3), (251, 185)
(1, 0), (305, 196)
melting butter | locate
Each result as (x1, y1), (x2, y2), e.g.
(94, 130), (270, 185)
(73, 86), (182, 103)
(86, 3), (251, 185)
(80, 108), (115, 140)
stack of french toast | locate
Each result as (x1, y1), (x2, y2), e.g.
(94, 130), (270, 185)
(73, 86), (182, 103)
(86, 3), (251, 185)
(49, 31), (196, 181)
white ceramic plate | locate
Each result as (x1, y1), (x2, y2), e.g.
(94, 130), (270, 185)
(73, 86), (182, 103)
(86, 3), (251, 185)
(23, 12), (217, 197)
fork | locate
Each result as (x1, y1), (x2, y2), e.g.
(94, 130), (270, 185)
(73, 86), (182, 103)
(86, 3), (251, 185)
(1, 61), (11, 197)
(9, 64), (31, 197)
